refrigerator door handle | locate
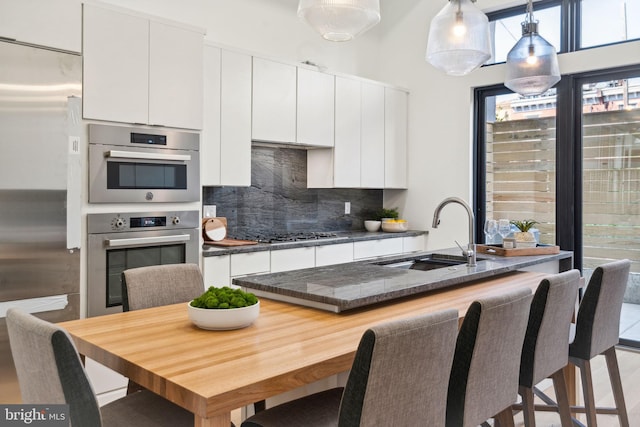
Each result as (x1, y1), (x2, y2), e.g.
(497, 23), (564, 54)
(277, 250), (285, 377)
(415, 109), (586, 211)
(105, 234), (191, 247)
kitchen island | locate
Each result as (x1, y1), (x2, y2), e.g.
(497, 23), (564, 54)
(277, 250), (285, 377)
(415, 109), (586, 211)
(234, 247), (572, 312)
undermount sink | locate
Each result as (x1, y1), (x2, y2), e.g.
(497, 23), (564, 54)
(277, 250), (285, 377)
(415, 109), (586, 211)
(377, 253), (484, 271)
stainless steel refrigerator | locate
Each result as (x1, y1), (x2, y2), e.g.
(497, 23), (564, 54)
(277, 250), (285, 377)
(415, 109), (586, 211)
(0, 41), (81, 403)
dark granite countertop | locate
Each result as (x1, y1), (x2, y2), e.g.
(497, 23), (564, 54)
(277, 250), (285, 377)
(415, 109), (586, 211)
(233, 247), (573, 312)
(202, 230), (427, 256)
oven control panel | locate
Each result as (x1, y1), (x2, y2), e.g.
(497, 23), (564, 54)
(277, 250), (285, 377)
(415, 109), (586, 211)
(88, 210), (199, 234)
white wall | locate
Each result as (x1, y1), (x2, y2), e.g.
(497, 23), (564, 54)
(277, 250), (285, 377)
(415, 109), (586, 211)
(96, 0), (381, 78)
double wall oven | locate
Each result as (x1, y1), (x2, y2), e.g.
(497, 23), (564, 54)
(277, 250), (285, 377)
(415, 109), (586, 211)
(87, 124), (201, 317)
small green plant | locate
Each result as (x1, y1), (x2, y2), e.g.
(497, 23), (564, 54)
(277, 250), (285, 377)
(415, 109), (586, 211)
(191, 286), (258, 309)
(510, 219), (538, 232)
(376, 207), (399, 221)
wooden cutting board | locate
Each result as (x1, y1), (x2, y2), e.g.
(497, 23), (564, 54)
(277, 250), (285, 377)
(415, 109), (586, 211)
(476, 244), (560, 257)
(202, 217), (258, 247)
(204, 238), (258, 247)
(202, 217), (226, 241)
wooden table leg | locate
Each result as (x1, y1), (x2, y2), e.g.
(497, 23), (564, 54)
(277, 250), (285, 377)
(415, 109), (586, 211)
(195, 413), (231, 427)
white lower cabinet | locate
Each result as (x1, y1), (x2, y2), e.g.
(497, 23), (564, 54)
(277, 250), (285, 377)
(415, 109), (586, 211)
(230, 251), (271, 277)
(271, 247), (316, 273)
(403, 235), (426, 253)
(354, 238), (404, 260)
(315, 243), (354, 267)
(203, 254), (231, 287)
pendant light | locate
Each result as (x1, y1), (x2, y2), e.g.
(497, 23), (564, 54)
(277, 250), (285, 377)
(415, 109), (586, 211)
(426, 0), (492, 76)
(505, 0), (560, 96)
(297, 0), (381, 42)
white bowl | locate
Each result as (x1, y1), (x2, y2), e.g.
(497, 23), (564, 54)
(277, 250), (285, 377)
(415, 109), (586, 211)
(381, 221), (409, 232)
(187, 301), (260, 330)
(364, 220), (381, 232)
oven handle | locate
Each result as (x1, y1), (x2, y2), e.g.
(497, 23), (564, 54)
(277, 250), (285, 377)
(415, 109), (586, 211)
(105, 150), (191, 162)
(105, 234), (191, 247)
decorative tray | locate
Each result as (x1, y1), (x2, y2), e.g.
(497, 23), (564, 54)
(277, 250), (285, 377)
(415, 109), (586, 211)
(476, 244), (560, 257)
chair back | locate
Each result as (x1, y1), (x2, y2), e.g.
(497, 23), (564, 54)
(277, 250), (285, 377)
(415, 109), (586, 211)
(6, 308), (102, 426)
(446, 287), (533, 427)
(571, 259), (631, 360)
(338, 309), (459, 427)
(520, 269), (581, 387)
(122, 263), (205, 311)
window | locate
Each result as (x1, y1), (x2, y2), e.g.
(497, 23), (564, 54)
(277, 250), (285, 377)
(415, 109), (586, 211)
(485, 0), (640, 67)
(580, 0), (640, 48)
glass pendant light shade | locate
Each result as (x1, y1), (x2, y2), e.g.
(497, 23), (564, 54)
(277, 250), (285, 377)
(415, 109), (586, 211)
(297, 0), (381, 42)
(426, 0), (492, 76)
(504, 5), (560, 96)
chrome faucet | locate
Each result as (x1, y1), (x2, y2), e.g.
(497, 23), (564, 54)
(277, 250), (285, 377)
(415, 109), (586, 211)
(432, 197), (477, 267)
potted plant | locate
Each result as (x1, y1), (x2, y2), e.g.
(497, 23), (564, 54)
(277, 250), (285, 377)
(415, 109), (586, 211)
(510, 219), (538, 248)
(363, 207), (400, 232)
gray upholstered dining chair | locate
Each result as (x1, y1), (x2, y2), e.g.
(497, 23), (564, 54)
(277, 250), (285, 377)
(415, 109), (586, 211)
(568, 259), (631, 427)
(6, 308), (193, 427)
(121, 263), (205, 311)
(516, 269), (581, 427)
(446, 287), (533, 427)
(240, 308), (460, 427)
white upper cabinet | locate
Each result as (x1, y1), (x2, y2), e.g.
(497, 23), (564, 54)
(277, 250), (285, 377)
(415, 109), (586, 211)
(83, 3), (204, 129)
(148, 21), (203, 129)
(308, 77), (399, 189)
(333, 76), (362, 187)
(0, 0), (82, 53)
(202, 45), (252, 187)
(297, 68), (335, 147)
(360, 82), (385, 188)
(384, 87), (408, 189)
(252, 57), (297, 143)
(83, 4), (149, 125)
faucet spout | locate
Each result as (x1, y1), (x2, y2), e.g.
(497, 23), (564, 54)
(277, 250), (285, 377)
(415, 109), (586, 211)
(432, 197), (477, 267)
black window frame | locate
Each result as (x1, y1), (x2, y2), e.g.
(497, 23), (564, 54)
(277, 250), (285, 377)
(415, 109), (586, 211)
(473, 65), (640, 273)
(485, 0), (640, 66)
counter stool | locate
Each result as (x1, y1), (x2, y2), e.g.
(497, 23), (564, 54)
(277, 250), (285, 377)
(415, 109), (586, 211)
(446, 287), (533, 427)
(568, 259), (631, 427)
(514, 269), (581, 427)
(241, 309), (459, 427)
(6, 308), (194, 427)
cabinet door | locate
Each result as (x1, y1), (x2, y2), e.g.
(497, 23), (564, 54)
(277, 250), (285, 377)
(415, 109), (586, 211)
(316, 243), (354, 267)
(83, 4), (149, 124)
(149, 21), (203, 129)
(220, 50), (252, 186)
(203, 255), (231, 287)
(353, 238), (403, 259)
(333, 76), (361, 187)
(252, 58), (297, 143)
(201, 45), (222, 186)
(297, 68), (334, 147)
(384, 88), (408, 189)
(0, 0), (82, 53)
(360, 82), (385, 188)
(271, 247), (315, 273)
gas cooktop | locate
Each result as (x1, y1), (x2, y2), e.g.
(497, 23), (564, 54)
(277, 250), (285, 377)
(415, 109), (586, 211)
(226, 231), (345, 244)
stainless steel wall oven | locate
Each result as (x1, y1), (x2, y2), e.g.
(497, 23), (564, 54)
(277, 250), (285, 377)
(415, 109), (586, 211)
(87, 210), (199, 317)
(89, 124), (200, 203)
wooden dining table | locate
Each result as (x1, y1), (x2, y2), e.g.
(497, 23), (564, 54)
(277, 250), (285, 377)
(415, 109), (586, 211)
(60, 271), (551, 427)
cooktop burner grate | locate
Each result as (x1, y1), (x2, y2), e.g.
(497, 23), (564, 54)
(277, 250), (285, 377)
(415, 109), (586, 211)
(227, 231), (341, 243)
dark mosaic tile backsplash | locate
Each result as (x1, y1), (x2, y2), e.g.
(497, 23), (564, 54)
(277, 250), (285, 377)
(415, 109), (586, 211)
(202, 146), (382, 236)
